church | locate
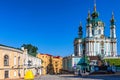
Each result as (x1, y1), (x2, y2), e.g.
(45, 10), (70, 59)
(74, 3), (117, 57)
(62, 3), (118, 72)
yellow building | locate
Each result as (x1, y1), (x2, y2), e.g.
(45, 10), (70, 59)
(0, 44), (24, 79)
(37, 54), (51, 75)
(37, 53), (63, 75)
(52, 56), (63, 74)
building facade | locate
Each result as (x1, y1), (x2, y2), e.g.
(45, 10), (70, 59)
(0, 44), (24, 79)
(37, 54), (51, 75)
(0, 45), (42, 80)
(22, 48), (42, 76)
(74, 3), (117, 57)
(63, 55), (82, 72)
(52, 56), (62, 74)
(37, 53), (63, 75)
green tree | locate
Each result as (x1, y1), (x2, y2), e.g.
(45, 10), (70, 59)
(22, 44), (38, 57)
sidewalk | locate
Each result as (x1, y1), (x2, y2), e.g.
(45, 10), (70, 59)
(0, 78), (24, 80)
(0, 75), (42, 80)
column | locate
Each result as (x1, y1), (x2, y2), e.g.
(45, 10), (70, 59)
(86, 42), (88, 55)
(91, 42), (93, 56)
(97, 42), (99, 55)
(113, 42), (115, 56)
(88, 41), (90, 55)
(113, 42), (116, 56)
(90, 41), (91, 56)
(108, 42), (110, 56)
(92, 42), (93, 56)
(79, 43), (80, 56)
(77, 43), (80, 56)
(93, 42), (94, 56)
(93, 42), (95, 56)
(106, 42), (108, 56)
(110, 42), (113, 56)
(115, 42), (117, 56)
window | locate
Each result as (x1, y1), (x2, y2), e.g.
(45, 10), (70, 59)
(4, 55), (9, 66)
(28, 60), (32, 66)
(18, 57), (20, 67)
(5, 71), (9, 78)
(14, 56), (16, 66)
(92, 30), (94, 35)
(99, 29), (101, 34)
(101, 49), (104, 54)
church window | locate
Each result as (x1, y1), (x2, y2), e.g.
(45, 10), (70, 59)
(92, 30), (94, 35)
(101, 41), (104, 48)
(99, 29), (101, 34)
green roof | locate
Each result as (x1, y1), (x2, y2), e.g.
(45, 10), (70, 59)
(91, 18), (101, 23)
(0, 44), (22, 51)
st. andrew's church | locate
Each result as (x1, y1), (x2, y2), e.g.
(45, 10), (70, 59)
(63, 3), (117, 72)
(74, 3), (117, 57)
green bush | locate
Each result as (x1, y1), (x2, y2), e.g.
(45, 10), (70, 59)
(104, 58), (120, 67)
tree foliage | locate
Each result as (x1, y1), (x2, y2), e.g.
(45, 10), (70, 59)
(22, 44), (38, 57)
(104, 58), (120, 67)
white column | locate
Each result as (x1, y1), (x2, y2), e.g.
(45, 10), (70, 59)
(88, 42), (90, 55)
(89, 27), (92, 37)
(78, 43), (80, 56)
(77, 43), (80, 56)
(92, 42), (93, 56)
(113, 43), (115, 55)
(90, 42), (91, 56)
(94, 42), (96, 56)
(86, 43), (88, 55)
(97, 42), (99, 55)
(72, 58), (74, 68)
(113, 27), (116, 38)
(112, 42), (113, 56)
(86, 28), (88, 37)
(113, 42), (116, 56)
(91, 42), (93, 56)
(93, 42), (95, 56)
(93, 42), (94, 56)
(89, 42), (91, 56)
(116, 42), (117, 56)
(108, 42), (110, 56)
(106, 43), (108, 56)
(110, 42), (113, 56)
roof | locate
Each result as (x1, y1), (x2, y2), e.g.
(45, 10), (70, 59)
(0, 44), (22, 51)
(53, 56), (61, 58)
(89, 56), (99, 61)
(38, 53), (62, 58)
(39, 53), (52, 56)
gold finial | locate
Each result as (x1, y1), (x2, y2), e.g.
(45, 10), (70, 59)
(112, 11), (114, 19)
(94, 0), (96, 11)
(80, 21), (82, 26)
(88, 9), (90, 18)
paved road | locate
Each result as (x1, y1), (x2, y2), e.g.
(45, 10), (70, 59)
(35, 74), (120, 80)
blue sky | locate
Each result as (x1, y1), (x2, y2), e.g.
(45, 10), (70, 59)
(0, 0), (120, 57)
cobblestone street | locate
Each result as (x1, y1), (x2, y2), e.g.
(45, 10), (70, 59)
(34, 74), (120, 80)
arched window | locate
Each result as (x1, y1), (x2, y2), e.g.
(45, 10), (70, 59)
(4, 55), (9, 66)
(92, 29), (94, 35)
(99, 29), (101, 34)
